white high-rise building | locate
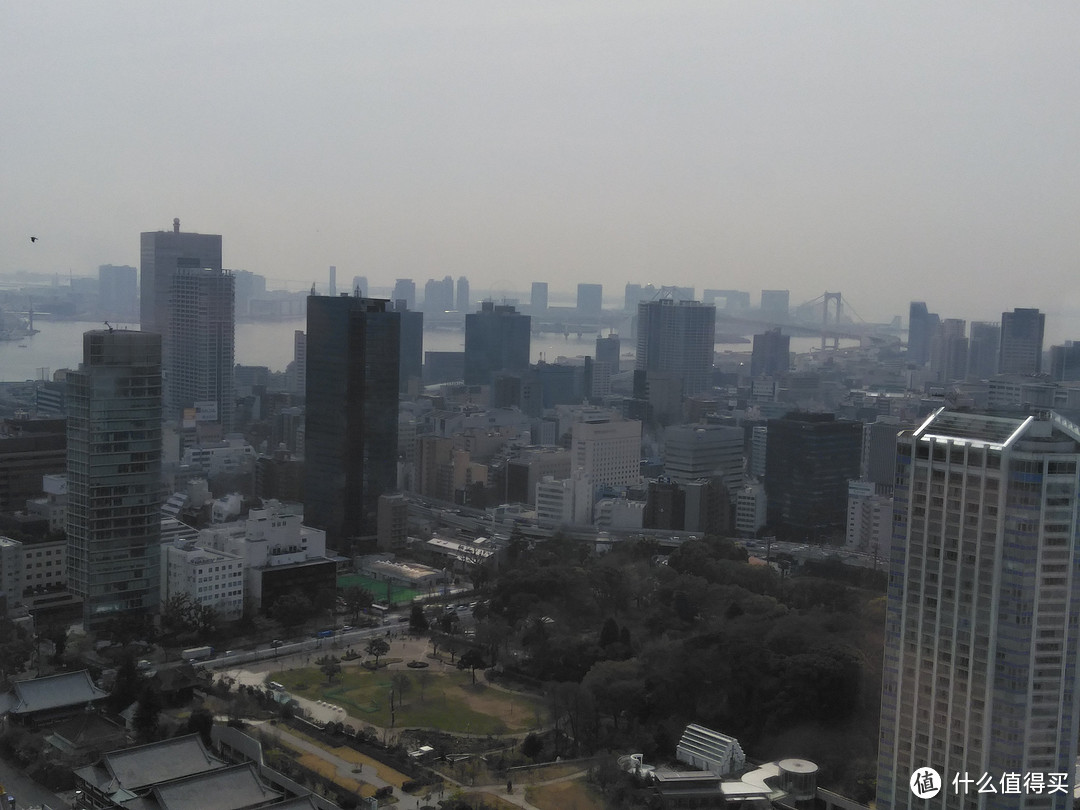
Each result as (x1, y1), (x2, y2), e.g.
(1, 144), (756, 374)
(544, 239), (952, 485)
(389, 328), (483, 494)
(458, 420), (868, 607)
(167, 266), (235, 430)
(735, 481), (767, 537)
(571, 416), (641, 490)
(844, 479), (891, 554)
(877, 409), (1080, 809)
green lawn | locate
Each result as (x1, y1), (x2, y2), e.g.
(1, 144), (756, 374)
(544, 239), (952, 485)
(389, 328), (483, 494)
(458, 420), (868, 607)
(337, 573), (423, 606)
(276, 665), (540, 735)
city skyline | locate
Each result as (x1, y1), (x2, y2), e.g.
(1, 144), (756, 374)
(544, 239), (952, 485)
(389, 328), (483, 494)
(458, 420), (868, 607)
(2, 4), (1078, 334)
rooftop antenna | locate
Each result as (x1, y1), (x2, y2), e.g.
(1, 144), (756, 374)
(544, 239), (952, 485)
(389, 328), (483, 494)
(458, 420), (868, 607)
(104, 321), (113, 332)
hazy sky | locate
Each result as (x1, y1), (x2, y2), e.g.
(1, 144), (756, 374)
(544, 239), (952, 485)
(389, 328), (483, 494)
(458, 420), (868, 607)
(3, 3), (1078, 337)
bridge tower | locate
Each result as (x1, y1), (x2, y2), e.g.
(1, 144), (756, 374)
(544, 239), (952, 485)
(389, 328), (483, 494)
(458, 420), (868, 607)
(821, 292), (842, 351)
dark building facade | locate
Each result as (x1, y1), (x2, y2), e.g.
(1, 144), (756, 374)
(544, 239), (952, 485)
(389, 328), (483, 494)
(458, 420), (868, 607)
(390, 301), (423, 392)
(967, 320), (1001, 380)
(67, 330), (163, 627)
(750, 328), (790, 378)
(595, 333), (621, 374)
(999, 307), (1045, 374)
(577, 283), (603, 316)
(463, 302), (530, 386)
(906, 301), (939, 367)
(764, 412), (862, 541)
(1050, 342), (1080, 381)
(304, 294), (400, 547)
(0, 419), (66, 513)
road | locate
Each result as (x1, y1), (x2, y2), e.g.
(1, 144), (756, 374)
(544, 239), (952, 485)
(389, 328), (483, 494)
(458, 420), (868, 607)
(0, 757), (65, 810)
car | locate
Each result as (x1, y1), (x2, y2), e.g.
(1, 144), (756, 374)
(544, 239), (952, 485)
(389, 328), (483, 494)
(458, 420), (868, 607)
(341, 625), (353, 632)
(270, 639), (284, 648)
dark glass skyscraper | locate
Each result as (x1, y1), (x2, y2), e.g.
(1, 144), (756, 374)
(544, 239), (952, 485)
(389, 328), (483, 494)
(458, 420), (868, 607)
(463, 302), (530, 385)
(750, 327), (790, 377)
(999, 307), (1045, 374)
(67, 330), (162, 627)
(304, 294), (400, 547)
(764, 412), (862, 540)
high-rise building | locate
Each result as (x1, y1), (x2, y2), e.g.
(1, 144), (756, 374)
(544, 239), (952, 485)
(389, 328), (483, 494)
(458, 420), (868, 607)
(140, 219), (222, 335)
(304, 294), (400, 547)
(877, 409), (1080, 810)
(464, 302), (530, 386)
(530, 282), (548, 314)
(577, 283), (603, 317)
(289, 330), (307, 396)
(166, 266), (235, 429)
(861, 416), (901, 492)
(456, 276), (470, 313)
(423, 276), (454, 315)
(751, 328), (790, 378)
(929, 318), (968, 384)
(391, 300), (423, 393)
(907, 301), (939, 368)
(968, 321), (1001, 380)
(392, 279), (416, 311)
(760, 290), (790, 322)
(764, 412), (862, 540)
(98, 264), (138, 321)
(635, 299), (716, 397)
(66, 330), (162, 627)
(999, 307), (1045, 375)
(595, 333), (620, 374)
(352, 276), (368, 297)
(328, 265), (337, 297)
(1050, 342), (1080, 382)
(571, 414), (642, 490)
(663, 424), (744, 497)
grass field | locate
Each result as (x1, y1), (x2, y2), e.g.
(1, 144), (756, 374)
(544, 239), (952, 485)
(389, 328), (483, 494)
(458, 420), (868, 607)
(525, 781), (606, 810)
(337, 573), (422, 605)
(279, 664), (541, 734)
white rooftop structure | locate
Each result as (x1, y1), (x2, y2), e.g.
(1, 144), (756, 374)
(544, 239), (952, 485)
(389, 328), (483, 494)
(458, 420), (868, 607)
(676, 723), (746, 777)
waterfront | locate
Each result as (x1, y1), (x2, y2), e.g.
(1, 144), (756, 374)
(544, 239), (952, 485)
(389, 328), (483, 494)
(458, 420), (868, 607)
(0, 318), (851, 383)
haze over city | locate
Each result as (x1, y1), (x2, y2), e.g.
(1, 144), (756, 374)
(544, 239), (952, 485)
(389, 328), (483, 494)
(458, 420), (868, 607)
(3, 3), (1079, 337)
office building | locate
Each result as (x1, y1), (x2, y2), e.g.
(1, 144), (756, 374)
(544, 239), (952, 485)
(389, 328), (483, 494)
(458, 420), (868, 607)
(999, 308), (1045, 375)
(663, 424), (744, 497)
(0, 418), (66, 514)
(877, 409), (1080, 810)
(288, 330), (307, 396)
(304, 294), (400, 547)
(968, 321), (1001, 380)
(735, 481), (767, 537)
(577, 283), (603, 317)
(760, 290), (789, 322)
(140, 219), (222, 335)
(67, 330), (163, 627)
(929, 318), (968, 384)
(636, 299), (716, 397)
(908, 301), (939, 368)
(97, 264), (138, 321)
(352, 276), (368, 297)
(764, 412), (862, 540)
(751, 328), (790, 378)
(1050, 342), (1080, 382)
(392, 278), (416, 311)
(530, 282), (548, 314)
(464, 302), (530, 386)
(595, 333), (621, 375)
(232, 269), (266, 318)
(390, 300), (423, 393)
(328, 265), (337, 297)
(844, 479), (890, 554)
(861, 417), (902, 492)
(166, 266), (235, 429)
(571, 414), (641, 490)
(456, 276), (470, 312)
(424, 276), (454, 315)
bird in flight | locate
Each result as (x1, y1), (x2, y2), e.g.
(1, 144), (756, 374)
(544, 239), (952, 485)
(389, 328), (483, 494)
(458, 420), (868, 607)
(30, 236), (38, 243)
